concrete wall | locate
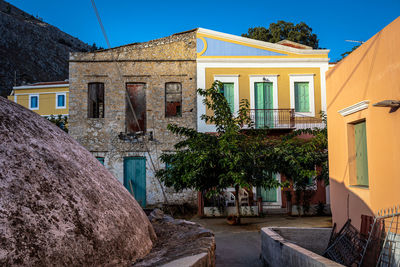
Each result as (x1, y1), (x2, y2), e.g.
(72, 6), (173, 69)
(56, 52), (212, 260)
(326, 17), (400, 230)
(69, 30), (198, 206)
(261, 227), (343, 267)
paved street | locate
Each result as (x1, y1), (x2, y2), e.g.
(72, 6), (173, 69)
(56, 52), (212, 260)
(192, 216), (332, 267)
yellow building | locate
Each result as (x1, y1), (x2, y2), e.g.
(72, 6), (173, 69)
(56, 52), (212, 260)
(196, 28), (330, 133)
(326, 17), (400, 230)
(196, 28), (330, 210)
(8, 81), (69, 117)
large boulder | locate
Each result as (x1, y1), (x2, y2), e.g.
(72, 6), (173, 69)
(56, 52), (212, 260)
(0, 98), (155, 266)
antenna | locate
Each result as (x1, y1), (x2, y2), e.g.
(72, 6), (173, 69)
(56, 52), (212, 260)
(345, 40), (365, 44)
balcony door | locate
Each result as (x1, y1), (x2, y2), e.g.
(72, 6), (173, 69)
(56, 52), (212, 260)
(255, 82), (274, 129)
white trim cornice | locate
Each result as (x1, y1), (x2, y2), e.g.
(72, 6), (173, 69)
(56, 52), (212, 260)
(196, 58), (330, 63)
(289, 74), (316, 76)
(249, 74), (279, 77)
(338, 101), (370, 116)
(214, 74), (240, 77)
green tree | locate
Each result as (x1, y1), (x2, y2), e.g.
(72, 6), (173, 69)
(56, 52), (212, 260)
(156, 82), (328, 220)
(242, 20), (319, 49)
(156, 81), (277, 223)
(337, 44), (360, 62)
(46, 115), (68, 133)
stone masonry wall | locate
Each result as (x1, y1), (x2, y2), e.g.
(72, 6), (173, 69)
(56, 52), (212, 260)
(69, 30), (198, 206)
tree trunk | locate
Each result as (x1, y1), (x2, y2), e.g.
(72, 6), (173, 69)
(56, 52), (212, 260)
(235, 184), (241, 224)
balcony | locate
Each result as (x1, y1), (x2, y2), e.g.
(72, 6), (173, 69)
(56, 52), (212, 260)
(249, 109), (324, 130)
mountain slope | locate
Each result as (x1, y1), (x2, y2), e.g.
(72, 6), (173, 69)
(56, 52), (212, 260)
(0, 0), (92, 96)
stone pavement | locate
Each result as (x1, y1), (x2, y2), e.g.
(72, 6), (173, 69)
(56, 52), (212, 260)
(191, 215), (332, 267)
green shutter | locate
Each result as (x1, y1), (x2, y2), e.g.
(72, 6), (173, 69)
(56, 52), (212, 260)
(255, 82), (273, 129)
(222, 83), (234, 113)
(355, 121), (369, 186)
(294, 82), (310, 112)
(255, 82), (265, 129)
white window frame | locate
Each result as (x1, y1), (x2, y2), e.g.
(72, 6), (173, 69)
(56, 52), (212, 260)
(249, 75), (279, 110)
(29, 94), (39, 110)
(56, 93), (66, 109)
(289, 74), (315, 117)
(214, 75), (239, 115)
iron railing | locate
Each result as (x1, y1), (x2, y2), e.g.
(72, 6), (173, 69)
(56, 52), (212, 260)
(248, 109), (324, 130)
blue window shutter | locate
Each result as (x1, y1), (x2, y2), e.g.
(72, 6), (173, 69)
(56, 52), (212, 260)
(58, 95), (65, 107)
(31, 96), (38, 108)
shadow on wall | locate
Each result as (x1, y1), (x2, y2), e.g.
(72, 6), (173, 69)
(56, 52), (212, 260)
(329, 178), (374, 231)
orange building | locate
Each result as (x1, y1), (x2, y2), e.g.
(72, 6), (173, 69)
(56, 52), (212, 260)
(326, 17), (400, 230)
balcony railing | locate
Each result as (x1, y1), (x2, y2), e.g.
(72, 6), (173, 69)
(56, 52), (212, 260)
(249, 109), (324, 130)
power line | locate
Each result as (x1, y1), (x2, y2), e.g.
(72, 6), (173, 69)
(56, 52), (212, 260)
(89, 0), (169, 205)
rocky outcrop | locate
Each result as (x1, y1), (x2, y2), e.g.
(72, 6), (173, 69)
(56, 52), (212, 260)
(0, 97), (155, 266)
(134, 209), (215, 267)
(0, 0), (92, 96)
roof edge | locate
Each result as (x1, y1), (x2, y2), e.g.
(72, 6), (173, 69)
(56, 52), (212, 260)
(197, 28), (330, 55)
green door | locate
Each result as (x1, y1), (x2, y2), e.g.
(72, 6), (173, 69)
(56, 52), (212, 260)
(257, 173), (278, 202)
(123, 157), (146, 207)
(255, 82), (273, 129)
(260, 187), (277, 202)
(355, 121), (369, 186)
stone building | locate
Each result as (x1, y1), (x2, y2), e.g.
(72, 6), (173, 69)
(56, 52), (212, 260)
(69, 30), (198, 207)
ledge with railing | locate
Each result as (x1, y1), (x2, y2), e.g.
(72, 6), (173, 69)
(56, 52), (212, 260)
(248, 109), (324, 130)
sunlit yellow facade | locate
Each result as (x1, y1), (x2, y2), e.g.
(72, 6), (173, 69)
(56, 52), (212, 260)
(8, 81), (69, 117)
(196, 28), (330, 132)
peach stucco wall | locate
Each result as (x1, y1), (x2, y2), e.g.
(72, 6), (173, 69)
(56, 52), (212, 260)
(326, 17), (400, 230)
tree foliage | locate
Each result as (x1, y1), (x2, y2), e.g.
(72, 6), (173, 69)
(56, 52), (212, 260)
(46, 115), (68, 133)
(156, 82), (328, 218)
(156, 82), (276, 196)
(337, 44), (361, 62)
(242, 20), (319, 49)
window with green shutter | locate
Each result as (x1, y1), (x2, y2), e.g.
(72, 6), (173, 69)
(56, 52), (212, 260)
(294, 82), (310, 112)
(354, 121), (369, 186)
(220, 83), (234, 113)
(254, 82), (273, 128)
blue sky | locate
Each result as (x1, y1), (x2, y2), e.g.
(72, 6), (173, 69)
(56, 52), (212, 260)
(8, 0), (400, 61)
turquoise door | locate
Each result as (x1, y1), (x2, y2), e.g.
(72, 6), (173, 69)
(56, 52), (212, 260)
(260, 187), (277, 202)
(123, 157), (146, 207)
(257, 173), (278, 202)
(255, 82), (274, 129)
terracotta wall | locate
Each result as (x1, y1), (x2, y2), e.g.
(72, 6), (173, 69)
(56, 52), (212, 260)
(326, 17), (400, 229)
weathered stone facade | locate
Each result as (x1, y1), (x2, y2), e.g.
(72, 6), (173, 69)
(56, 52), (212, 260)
(69, 30), (198, 206)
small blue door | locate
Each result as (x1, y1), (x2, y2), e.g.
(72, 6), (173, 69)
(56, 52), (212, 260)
(123, 157), (146, 207)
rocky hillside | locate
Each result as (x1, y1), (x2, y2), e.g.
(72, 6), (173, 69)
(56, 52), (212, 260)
(0, 0), (92, 96)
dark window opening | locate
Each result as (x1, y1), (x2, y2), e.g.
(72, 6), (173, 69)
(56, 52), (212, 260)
(165, 82), (182, 117)
(88, 82), (104, 118)
(126, 83), (146, 133)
